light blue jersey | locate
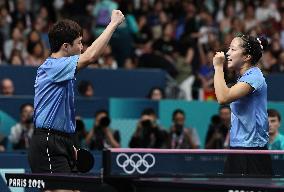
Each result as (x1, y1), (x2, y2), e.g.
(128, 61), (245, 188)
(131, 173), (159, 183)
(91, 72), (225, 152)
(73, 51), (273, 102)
(34, 55), (79, 133)
(230, 67), (269, 147)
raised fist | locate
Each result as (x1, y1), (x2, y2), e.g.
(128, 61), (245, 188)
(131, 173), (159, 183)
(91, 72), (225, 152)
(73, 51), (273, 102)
(213, 51), (225, 68)
(110, 10), (125, 27)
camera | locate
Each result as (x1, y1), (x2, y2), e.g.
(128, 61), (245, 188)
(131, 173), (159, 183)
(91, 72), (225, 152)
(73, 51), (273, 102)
(94, 116), (111, 134)
(141, 119), (154, 137)
(99, 116), (110, 128)
(174, 123), (183, 136)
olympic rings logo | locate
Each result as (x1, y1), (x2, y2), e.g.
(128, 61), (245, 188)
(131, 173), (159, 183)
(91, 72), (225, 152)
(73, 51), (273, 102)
(116, 153), (155, 174)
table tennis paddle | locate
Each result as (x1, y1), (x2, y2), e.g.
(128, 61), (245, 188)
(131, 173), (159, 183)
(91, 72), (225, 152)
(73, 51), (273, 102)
(76, 148), (94, 173)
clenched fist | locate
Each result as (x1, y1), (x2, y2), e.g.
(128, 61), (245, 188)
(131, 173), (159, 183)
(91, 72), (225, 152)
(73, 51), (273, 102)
(213, 51), (225, 68)
(110, 10), (125, 27)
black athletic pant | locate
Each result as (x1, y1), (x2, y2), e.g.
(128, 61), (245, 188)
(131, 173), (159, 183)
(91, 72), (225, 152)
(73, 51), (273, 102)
(224, 146), (273, 176)
(28, 128), (76, 173)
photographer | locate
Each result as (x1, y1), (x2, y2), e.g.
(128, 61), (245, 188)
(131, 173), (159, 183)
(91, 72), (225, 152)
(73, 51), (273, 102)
(205, 105), (231, 149)
(86, 110), (120, 150)
(129, 108), (169, 148)
(9, 103), (34, 150)
(169, 109), (200, 149)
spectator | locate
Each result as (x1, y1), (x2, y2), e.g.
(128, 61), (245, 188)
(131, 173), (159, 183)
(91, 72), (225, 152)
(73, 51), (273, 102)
(2, 0), (284, 97)
(9, 49), (24, 65)
(0, 5), (12, 41)
(0, 78), (15, 96)
(197, 43), (215, 101)
(147, 87), (164, 100)
(33, 13), (50, 49)
(243, 4), (258, 33)
(26, 30), (42, 52)
(205, 105), (231, 149)
(97, 45), (118, 69)
(3, 26), (25, 61)
(10, 0), (34, 30)
(271, 37), (282, 59)
(9, 103), (34, 150)
(148, 0), (164, 39)
(82, 27), (95, 53)
(129, 108), (168, 148)
(138, 40), (178, 77)
(123, 56), (138, 69)
(169, 109), (200, 149)
(261, 50), (278, 75)
(255, 0), (280, 23)
(134, 14), (152, 46)
(178, 2), (200, 73)
(153, 22), (178, 64)
(86, 110), (120, 150)
(268, 109), (284, 150)
(218, 3), (235, 36)
(25, 29), (48, 62)
(25, 41), (45, 66)
(77, 80), (94, 97)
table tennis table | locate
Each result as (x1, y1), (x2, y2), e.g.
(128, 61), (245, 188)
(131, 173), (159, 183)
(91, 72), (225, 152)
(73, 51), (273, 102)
(5, 148), (284, 192)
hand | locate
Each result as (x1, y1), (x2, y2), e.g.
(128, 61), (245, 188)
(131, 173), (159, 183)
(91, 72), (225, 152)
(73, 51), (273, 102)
(213, 51), (225, 68)
(110, 10), (125, 27)
(0, 145), (5, 152)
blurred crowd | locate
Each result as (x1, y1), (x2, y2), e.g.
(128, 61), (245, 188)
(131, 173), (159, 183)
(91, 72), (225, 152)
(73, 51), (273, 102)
(0, 104), (283, 152)
(1, 0), (284, 100)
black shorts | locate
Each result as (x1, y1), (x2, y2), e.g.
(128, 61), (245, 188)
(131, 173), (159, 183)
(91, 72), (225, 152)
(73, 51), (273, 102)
(224, 146), (273, 176)
(28, 128), (76, 173)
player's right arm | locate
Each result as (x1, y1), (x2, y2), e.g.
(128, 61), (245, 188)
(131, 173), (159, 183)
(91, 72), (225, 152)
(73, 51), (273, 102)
(77, 10), (124, 71)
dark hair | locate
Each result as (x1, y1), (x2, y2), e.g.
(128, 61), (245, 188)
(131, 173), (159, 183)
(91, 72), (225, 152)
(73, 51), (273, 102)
(77, 80), (93, 96)
(48, 19), (83, 53)
(237, 34), (268, 65)
(141, 108), (156, 116)
(95, 109), (108, 118)
(31, 41), (45, 57)
(147, 87), (165, 99)
(219, 105), (231, 112)
(20, 103), (33, 113)
(172, 109), (185, 120)
(9, 49), (24, 64)
(268, 109), (281, 122)
(211, 114), (221, 125)
(27, 30), (41, 54)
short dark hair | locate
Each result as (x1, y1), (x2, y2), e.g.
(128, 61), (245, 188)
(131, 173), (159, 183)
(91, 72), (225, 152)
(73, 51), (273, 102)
(268, 109), (281, 122)
(237, 34), (268, 65)
(141, 108), (156, 116)
(172, 109), (185, 120)
(95, 109), (108, 118)
(48, 19), (83, 53)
